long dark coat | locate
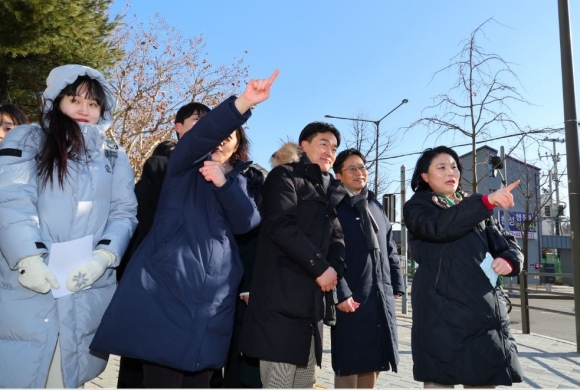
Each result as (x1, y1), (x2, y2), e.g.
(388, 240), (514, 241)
(239, 156), (346, 367)
(90, 97), (261, 372)
(329, 186), (404, 376)
(116, 155), (170, 388)
(403, 191), (524, 387)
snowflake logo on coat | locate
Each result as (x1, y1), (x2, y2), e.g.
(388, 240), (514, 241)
(72, 272), (89, 289)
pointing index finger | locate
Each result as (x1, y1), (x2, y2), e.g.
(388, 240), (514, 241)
(267, 69), (280, 85)
(505, 179), (521, 192)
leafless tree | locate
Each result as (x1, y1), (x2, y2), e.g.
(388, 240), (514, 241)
(404, 18), (532, 193)
(107, 11), (248, 177)
(341, 109), (399, 195)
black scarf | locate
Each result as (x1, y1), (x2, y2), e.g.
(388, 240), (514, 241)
(348, 186), (380, 251)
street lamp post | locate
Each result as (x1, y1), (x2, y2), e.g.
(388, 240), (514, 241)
(325, 99), (408, 194)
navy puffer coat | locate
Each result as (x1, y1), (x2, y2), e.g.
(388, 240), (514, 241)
(90, 97), (261, 372)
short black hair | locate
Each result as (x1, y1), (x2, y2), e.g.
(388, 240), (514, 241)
(152, 140), (177, 157)
(174, 102), (211, 139)
(410, 146), (463, 192)
(0, 104), (30, 126)
(333, 148), (365, 174)
(298, 121), (341, 147)
(175, 102), (210, 124)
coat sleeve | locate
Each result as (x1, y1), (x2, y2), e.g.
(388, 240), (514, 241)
(386, 222), (405, 295)
(327, 215), (346, 278)
(95, 147), (138, 266)
(403, 192), (493, 244)
(0, 126), (48, 268)
(261, 166), (333, 279)
(495, 226), (523, 277)
(213, 173), (261, 235)
(167, 97), (251, 176)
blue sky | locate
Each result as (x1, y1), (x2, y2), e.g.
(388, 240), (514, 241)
(109, 1), (579, 201)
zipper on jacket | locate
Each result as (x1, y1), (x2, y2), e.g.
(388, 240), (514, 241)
(434, 255), (443, 292)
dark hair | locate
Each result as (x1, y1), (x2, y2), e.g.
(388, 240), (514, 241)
(0, 104), (30, 126)
(228, 126), (250, 165)
(152, 140), (177, 157)
(298, 121), (341, 148)
(410, 146), (463, 192)
(333, 148), (366, 174)
(174, 102), (211, 140)
(37, 75), (110, 188)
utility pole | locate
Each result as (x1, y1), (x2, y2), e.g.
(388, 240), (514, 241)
(542, 138), (565, 235)
(547, 169), (555, 235)
(400, 165), (408, 314)
(500, 146), (509, 230)
(557, 0), (580, 352)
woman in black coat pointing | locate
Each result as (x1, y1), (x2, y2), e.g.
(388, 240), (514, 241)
(404, 146), (524, 388)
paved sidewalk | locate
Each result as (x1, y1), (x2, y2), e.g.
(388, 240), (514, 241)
(86, 312), (580, 389)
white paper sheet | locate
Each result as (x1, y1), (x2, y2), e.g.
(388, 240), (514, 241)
(49, 235), (93, 298)
(480, 251), (499, 287)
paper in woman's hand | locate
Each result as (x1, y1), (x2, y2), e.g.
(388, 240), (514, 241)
(48, 235), (93, 298)
(480, 252), (499, 287)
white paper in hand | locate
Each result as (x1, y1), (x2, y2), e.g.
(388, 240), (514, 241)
(48, 235), (93, 298)
(480, 252), (499, 287)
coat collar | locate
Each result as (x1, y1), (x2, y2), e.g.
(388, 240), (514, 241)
(430, 190), (471, 209)
(79, 123), (112, 154)
(270, 140), (336, 187)
(329, 182), (377, 210)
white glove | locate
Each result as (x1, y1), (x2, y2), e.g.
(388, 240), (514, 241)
(66, 249), (115, 292)
(17, 255), (60, 293)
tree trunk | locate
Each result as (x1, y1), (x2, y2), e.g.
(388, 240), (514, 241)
(0, 71), (9, 104)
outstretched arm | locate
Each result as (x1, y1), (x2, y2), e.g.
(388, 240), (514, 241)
(168, 70), (280, 176)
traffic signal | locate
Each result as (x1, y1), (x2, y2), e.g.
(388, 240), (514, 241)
(488, 156), (503, 178)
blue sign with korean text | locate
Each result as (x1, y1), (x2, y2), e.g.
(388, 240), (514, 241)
(498, 210), (537, 239)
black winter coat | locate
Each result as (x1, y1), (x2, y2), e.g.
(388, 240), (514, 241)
(329, 186), (404, 376)
(239, 160), (345, 367)
(404, 191), (524, 387)
(117, 155), (169, 282)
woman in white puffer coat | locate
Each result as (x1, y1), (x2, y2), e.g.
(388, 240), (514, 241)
(0, 64), (137, 388)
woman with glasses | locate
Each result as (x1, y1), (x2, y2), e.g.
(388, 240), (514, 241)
(329, 148), (404, 388)
(404, 146), (523, 388)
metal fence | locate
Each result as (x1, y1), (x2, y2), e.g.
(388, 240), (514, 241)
(509, 271), (575, 334)
(400, 267), (575, 336)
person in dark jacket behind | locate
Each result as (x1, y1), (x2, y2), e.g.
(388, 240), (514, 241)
(240, 122), (346, 389)
(404, 146), (524, 388)
(329, 148), (404, 388)
(90, 70), (279, 389)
